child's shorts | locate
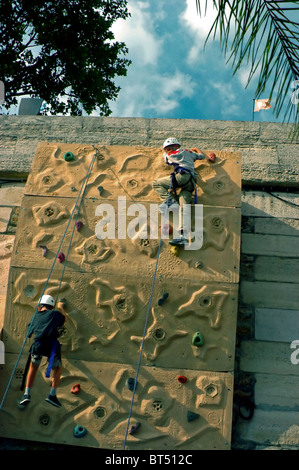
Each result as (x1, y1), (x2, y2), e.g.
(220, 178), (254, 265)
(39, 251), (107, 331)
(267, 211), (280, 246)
(31, 353), (62, 368)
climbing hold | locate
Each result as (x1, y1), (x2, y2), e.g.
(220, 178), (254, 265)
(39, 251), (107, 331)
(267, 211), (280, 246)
(195, 261), (204, 269)
(39, 245), (48, 257)
(39, 413), (50, 426)
(76, 221), (83, 231)
(59, 297), (67, 308)
(162, 223), (173, 236)
(58, 252), (65, 263)
(187, 411), (199, 422)
(170, 245), (180, 257)
(64, 152), (75, 162)
(192, 331), (204, 347)
(126, 377), (137, 392)
(71, 383), (81, 394)
(158, 292), (169, 306)
(73, 425), (87, 438)
(178, 375), (187, 384)
(97, 185), (104, 196)
(129, 422), (141, 435)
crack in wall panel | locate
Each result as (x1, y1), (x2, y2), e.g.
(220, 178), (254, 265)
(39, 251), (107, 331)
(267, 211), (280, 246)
(0, 355), (233, 450)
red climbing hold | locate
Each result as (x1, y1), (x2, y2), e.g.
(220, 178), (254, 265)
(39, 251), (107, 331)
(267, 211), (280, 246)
(178, 375), (187, 384)
(71, 384), (81, 394)
(162, 223), (173, 236)
(58, 252), (65, 263)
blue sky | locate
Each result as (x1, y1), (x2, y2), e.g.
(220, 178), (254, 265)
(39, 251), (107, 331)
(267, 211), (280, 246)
(106, 0), (296, 124)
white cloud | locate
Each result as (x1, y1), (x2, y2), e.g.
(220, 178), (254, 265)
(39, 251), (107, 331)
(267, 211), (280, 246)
(109, 69), (196, 117)
(109, 0), (196, 117)
(112, 1), (163, 66)
(210, 81), (241, 118)
(181, 0), (219, 64)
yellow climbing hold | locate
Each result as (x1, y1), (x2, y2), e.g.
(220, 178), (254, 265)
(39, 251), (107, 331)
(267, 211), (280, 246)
(170, 245), (180, 256)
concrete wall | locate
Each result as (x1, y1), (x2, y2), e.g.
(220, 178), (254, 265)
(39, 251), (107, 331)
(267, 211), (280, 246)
(0, 116), (298, 450)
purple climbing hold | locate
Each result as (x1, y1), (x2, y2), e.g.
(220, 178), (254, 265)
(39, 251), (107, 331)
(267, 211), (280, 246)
(58, 252), (65, 263)
(76, 221), (83, 231)
(39, 245), (48, 257)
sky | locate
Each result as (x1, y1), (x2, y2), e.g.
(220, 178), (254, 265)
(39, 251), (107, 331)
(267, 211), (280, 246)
(104, 0), (297, 124)
(3, 0), (297, 123)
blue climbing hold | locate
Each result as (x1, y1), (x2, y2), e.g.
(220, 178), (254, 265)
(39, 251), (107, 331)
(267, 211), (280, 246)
(73, 425), (87, 438)
(129, 422), (141, 435)
(97, 185), (104, 196)
(158, 292), (169, 306)
(187, 411), (199, 422)
(126, 377), (137, 392)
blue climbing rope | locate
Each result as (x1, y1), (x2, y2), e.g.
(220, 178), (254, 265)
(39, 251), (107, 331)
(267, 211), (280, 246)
(123, 180), (174, 449)
(0, 146), (98, 411)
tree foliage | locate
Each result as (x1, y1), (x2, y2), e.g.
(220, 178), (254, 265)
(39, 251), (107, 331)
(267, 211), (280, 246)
(195, 0), (299, 134)
(0, 0), (131, 115)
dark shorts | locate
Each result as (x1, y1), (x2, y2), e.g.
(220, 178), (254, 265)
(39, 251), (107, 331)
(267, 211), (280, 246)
(30, 340), (62, 368)
(31, 353), (62, 368)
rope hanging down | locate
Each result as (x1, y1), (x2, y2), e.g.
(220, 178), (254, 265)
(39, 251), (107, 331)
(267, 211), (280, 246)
(123, 179), (174, 449)
(0, 146), (98, 411)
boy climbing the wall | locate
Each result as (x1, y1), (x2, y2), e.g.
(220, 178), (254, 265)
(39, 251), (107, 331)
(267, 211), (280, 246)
(152, 137), (216, 245)
(19, 295), (69, 408)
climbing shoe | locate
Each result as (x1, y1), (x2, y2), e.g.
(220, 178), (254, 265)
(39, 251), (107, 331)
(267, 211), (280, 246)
(169, 236), (189, 246)
(19, 393), (31, 406)
(46, 394), (62, 408)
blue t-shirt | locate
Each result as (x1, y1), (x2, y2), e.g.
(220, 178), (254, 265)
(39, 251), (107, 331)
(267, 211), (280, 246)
(28, 309), (65, 342)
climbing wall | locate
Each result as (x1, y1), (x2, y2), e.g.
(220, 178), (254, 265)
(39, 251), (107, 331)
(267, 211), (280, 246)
(0, 142), (241, 449)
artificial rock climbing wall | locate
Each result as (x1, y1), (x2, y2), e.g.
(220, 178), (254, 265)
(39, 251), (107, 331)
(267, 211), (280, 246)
(0, 142), (241, 449)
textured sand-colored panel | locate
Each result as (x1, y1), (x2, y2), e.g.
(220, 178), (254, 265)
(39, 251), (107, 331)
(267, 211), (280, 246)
(0, 142), (241, 449)
(0, 355), (233, 450)
(11, 196), (241, 283)
(3, 268), (238, 371)
(25, 142), (241, 208)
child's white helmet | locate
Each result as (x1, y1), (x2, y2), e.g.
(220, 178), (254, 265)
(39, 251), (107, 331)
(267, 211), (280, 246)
(163, 137), (181, 149)
(39, 294), (55, 307)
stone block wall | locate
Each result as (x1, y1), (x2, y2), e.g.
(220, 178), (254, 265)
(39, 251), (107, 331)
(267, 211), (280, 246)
(0, 116), (298, 450)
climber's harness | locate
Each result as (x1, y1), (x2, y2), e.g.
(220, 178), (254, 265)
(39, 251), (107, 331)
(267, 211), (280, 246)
(171, 165), (198, 203)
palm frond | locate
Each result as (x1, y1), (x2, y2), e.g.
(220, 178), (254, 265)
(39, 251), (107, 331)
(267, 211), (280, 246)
(195, 0), (299, 138)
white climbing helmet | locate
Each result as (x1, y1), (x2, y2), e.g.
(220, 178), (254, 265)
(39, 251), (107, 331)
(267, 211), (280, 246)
(39, 294), (55, 307)
(163, 137), (181, 149)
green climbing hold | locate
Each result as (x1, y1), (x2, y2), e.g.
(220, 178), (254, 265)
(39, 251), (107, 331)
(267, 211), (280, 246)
(73, 425), (87, 438)
(64, 151), (75, 162)
(192, 331), (204, 347)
